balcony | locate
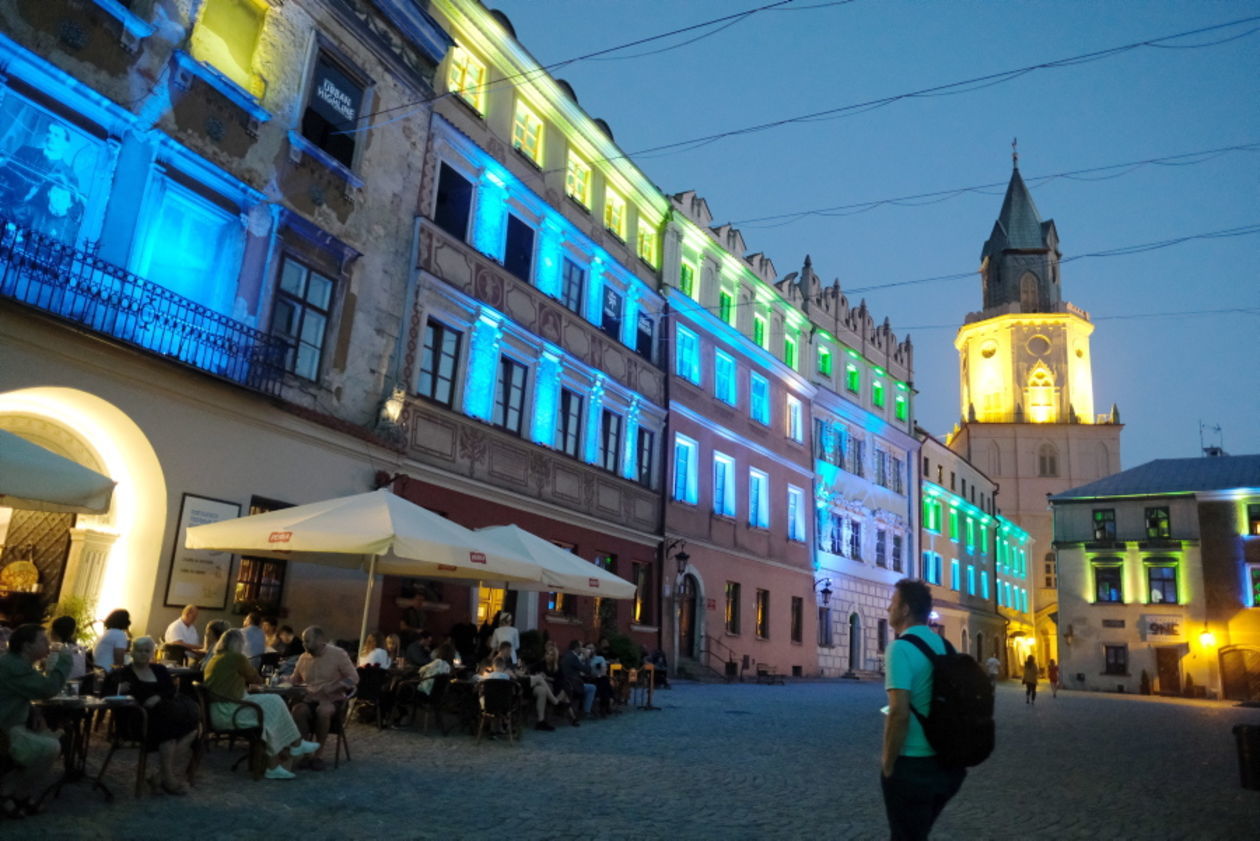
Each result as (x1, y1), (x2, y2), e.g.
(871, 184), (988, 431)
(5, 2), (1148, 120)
(1, 221), (285, 396)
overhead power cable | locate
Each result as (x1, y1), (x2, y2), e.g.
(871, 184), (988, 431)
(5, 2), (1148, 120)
(897, 307), (1260, 333)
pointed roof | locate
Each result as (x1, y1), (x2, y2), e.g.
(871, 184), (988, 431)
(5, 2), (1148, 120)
(994, 165), (1045, 248)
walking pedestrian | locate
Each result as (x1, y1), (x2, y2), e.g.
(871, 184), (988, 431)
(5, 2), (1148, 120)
(880, 579), (966, 841)
(1047, 658), (1060, 698)
(1022, 654), (1038, 704)
(983, 653), (1001, 687)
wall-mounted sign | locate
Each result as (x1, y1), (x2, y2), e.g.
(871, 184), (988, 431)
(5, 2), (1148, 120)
(164, 494), (241, 609)
(1141, 614), (1185, 642)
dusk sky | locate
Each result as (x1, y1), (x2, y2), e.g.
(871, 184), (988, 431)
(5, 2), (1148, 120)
(489, 0), (1260, 469)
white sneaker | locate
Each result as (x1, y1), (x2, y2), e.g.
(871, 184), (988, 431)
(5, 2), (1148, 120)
(264, 766), (296, 780)
(290, 740), (321, 757)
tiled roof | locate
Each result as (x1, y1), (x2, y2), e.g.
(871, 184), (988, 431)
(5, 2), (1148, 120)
(993, 167), (1046, 249)
(1051, 454), (1260, 500)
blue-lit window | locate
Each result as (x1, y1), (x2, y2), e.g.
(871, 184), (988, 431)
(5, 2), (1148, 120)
(786, 395), (803, 442)
(676, 326), (701, 384)
(600, 409), (622, 473)
(637, 428), (654, 488)
(713, 452), (735, 517)
(967, 565), (976, 596)
(503, 213), (534, 281)
(136, 178), (243, 312)
(892, 534), (903, 572)
(635, 312), (654, 361)
(714, 351), (737, 405)
(750, 372), (770, 424)
(875, 529), (887, 567)
(271, 256), (333, 381)
(787, 485), (805, 542)
(1147, 563), (1178, 604)
(1093, 561), (1123, 603)
(561, 258), (584, 313)
(950, 559), (960, 591)
(558, 388), (582, 458)
(849, 519), (862, 560)
(673, 434), (698, 504)
(981, 571), (989, 599)
(601, 287), (622, 340)
(492, 356), (527, 436)
(749, 468), (769, 529)
(434, 163), (473, 241)
(417, 318), (462, 406)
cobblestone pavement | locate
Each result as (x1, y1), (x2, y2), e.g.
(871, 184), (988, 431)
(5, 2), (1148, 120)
(20, 680), (1260, 841)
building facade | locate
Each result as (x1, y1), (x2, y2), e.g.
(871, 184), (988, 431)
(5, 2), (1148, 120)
(1051, 454), (1260, 701)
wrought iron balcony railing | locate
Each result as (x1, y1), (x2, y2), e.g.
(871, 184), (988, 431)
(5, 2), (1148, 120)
(0, 221), (286, 396)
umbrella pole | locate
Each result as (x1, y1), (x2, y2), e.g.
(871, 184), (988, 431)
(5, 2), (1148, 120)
(358, 555), (378, 648)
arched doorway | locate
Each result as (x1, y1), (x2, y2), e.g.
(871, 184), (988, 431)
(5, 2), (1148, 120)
(678, 573), (699, 659)
(1220, 647), (1260, 702)
(848, 612), (862, 672)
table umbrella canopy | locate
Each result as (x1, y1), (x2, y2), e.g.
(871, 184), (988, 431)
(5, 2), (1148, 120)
(0, 428), (116, 514)
(185, 488), (545, 583)
(474, 524), (638, 600)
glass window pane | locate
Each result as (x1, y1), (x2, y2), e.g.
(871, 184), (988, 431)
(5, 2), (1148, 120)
(306, 271), (333, 310)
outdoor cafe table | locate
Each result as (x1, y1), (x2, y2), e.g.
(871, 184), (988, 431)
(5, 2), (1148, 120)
(33, 694), (135, 801)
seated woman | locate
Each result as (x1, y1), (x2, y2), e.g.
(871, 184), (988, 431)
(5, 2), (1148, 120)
(357, 632), (391, 669)
(383, 634), (403, 668)
(48, 616), (87, 682)
(203, 629), (320, 780)
(93, 609), (131, 673)
(528, 640), (576, 730)
(108, 636), (199, 794)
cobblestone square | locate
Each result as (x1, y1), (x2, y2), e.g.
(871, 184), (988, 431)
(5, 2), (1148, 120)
(26, 681), (1260, 841)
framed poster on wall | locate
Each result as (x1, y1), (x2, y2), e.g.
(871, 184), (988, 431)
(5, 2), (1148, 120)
(163, 494), (240, 610)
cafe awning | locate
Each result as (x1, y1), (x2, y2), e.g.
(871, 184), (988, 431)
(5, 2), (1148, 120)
(0, 428), (116, 515)
(474, 524), (638, 600)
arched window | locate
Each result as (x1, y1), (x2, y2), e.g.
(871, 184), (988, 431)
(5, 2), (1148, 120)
(1025, 364), (1057, 423)
(1019, 272), (1039, 310)
(1038, 443), (1058, 477)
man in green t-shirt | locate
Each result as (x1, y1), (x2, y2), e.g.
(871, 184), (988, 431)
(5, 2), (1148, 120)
(0, 623), (71, 812)
(880, 579), (966, 841)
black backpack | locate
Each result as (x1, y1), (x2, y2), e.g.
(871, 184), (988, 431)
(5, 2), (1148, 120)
(898, 633), (995, 768)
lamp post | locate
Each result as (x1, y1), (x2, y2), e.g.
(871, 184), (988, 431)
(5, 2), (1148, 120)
(665, 538), (689, 682)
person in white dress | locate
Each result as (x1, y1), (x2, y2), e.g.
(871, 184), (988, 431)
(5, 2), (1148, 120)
(489, 612), (520, 665)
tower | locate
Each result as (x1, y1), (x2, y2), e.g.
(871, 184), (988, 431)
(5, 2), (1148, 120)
(949, 156), (1123, 667)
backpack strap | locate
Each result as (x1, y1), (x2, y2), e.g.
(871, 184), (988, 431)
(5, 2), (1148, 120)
(894, 633), (951, 727)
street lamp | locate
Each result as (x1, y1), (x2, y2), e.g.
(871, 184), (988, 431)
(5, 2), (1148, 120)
(815, 578), (832, 606)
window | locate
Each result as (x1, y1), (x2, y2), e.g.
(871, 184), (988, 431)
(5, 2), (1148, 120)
(1044, 553), (1057, 589)
(755, 589), (770, 638)
(950, 559), (960, 591)
(967, 565), (976, 596)
(875, 449), (889, 488)
(749, 469), (770, 529)
(923, 498), (942, 533)
(892, 535), (903, 572)
(846, 435), (864, 477)
(788, 485), (805, 542)
(849, 519), (862, 560)
(895, 393), (908, 422)
(1092, 509), (1116, 541)
(981, 571), (989, 599)
(447, 46), (486, 112)
(713, 452), (736, 517)
(601, 287), (623, 340)
(633, 562), (653, 624)
(816, 419), (845, 467)
(271, 256), (333, 381)
(1145, 507), (1171, 539)
(1249, 504), (1260, 536)
(725, 581), (741, 634)
(1147, 563), (1178, 604)
(845, 363), (860, 394)
(234, 496), (292, 612)
(1038, 443), (1059, 477)
(564, 152), (591, 206)
(979, 525), (990, 556)
(949, 509), (961, 542)
(714, 351), (737, 405)
(636, 222), (657, 267)
(750, 373), (770, 424)
(637, 428), (654, 487)
(675, 326), (701, 384)
(875, 529), (887, 567)
(603, 187), (626, 239)
(891, 456), (905, 495)
(719, 289), (734, 325)
(784, 334), (797, 369)
(922, 552), (942, 585)
(630, 313), (652, 361)
(817, 346), (832, 376)
(872, 379), (885, 407)
(561, 258), (584, 313)
(822, 512), (844, 555)
(1093, 561), (1123, 603)
(791, 597), (803, 644)
(1247, 564), (1260, 607)
(558, 388), (582, 458)
(965, 517), (976, 550)
(818, 607), (834, 646)
(301, 53), (364, 168)
(1103, 644), (1128, 676)
(679, 262), (696, 299)
(493, 356), (527, 435)
(503, 214), (534, 281)
(786, 395), (803, 442)
(753, 313), (767, 349)
(599, 409), (622, 473)
(511, 99), (544, 165)
(673, 434), (698, 503)
(434, 163), (473, 241)
(190, 0), (267, 96)
(417, 319), (462, 406)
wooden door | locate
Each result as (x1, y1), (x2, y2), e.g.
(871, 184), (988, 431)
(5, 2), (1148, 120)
(1155, 646), (1181, 695)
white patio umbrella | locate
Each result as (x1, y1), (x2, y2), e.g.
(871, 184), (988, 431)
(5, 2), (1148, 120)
(474, 524), (638, 600)
(185, 489), (549, 644)
(0, 428), (115, 514)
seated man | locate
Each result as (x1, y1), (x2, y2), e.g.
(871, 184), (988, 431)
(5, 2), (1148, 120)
(404, 630), (433, 669)
(586, 644), (614, 715)
(559, 640), (596, 717)
(163, 604), (202, 663)
(289, 626), (358, 771)
(0, 623), (72, 816)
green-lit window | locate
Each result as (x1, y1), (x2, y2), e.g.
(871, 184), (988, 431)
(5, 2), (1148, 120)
(923, 498), (941, 533)
(783, 334), (797, 369)
(845, 363), (860, 394)
(1093, 509), (1116, 541)
(895, 393), (908, 421)
(949, 509), (960, 541)
(679, 262), (695, 298)
(965, 517), (975, 549)
(753, 314), (767, 349)
(564, 151), (591, 206)
(980, 526), (990, 556)
(817, 346), (832, 376)
(1145, 507), (1171, 539)
(637, 221), (658, 268)
(511, 99), (545, 165)
(1147, 562), (1178, 604)
(1249, 504), (1260, 536)
(447, 45), (487, 113)
(872, 380), (885, 407)
(603, 187), (626, 239)
(719, 289), (734, 324)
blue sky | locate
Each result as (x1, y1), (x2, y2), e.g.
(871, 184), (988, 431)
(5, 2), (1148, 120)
(489, 0), (1260, 468)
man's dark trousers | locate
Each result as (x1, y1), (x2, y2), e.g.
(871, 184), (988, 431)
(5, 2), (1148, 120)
(880, 755), (966, 841)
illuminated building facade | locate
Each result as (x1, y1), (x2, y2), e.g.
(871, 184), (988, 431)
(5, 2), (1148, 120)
(994, 514), (1034, 676)
(1051, 454), (1260, 701)
(396, 1), (667, 650)
(948, 160), (1122, 667)
(0, 1), (452, 635)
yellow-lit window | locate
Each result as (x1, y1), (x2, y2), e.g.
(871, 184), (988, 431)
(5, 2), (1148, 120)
(511, 99), (544, 165)
(604, 187), (626, 239)
(447, 46), (487, 113)
(565, 152), (591, 206)
(637, 220), (658, 267)
(189, 0), (268, 97)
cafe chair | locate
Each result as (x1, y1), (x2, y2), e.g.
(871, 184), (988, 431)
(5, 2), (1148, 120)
(94, 701), (150, 798)
(476, 680), (522, 744)
(346, 666), (390, 730)
(327, 689), (353, 770)
(192, 682), (266, 780)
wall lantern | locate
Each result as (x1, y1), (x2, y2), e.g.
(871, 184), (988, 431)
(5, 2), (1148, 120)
(1199, 628), (1216, 648)
(815, 578), (833, 606)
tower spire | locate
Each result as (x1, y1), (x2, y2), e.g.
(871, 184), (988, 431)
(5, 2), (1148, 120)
(1011, 137), (1019, 169)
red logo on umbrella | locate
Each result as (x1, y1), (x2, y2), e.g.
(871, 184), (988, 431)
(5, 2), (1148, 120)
(268, 531), (292, 543)
(589, 578), (599, 588)
(470, 552), (486, 564)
